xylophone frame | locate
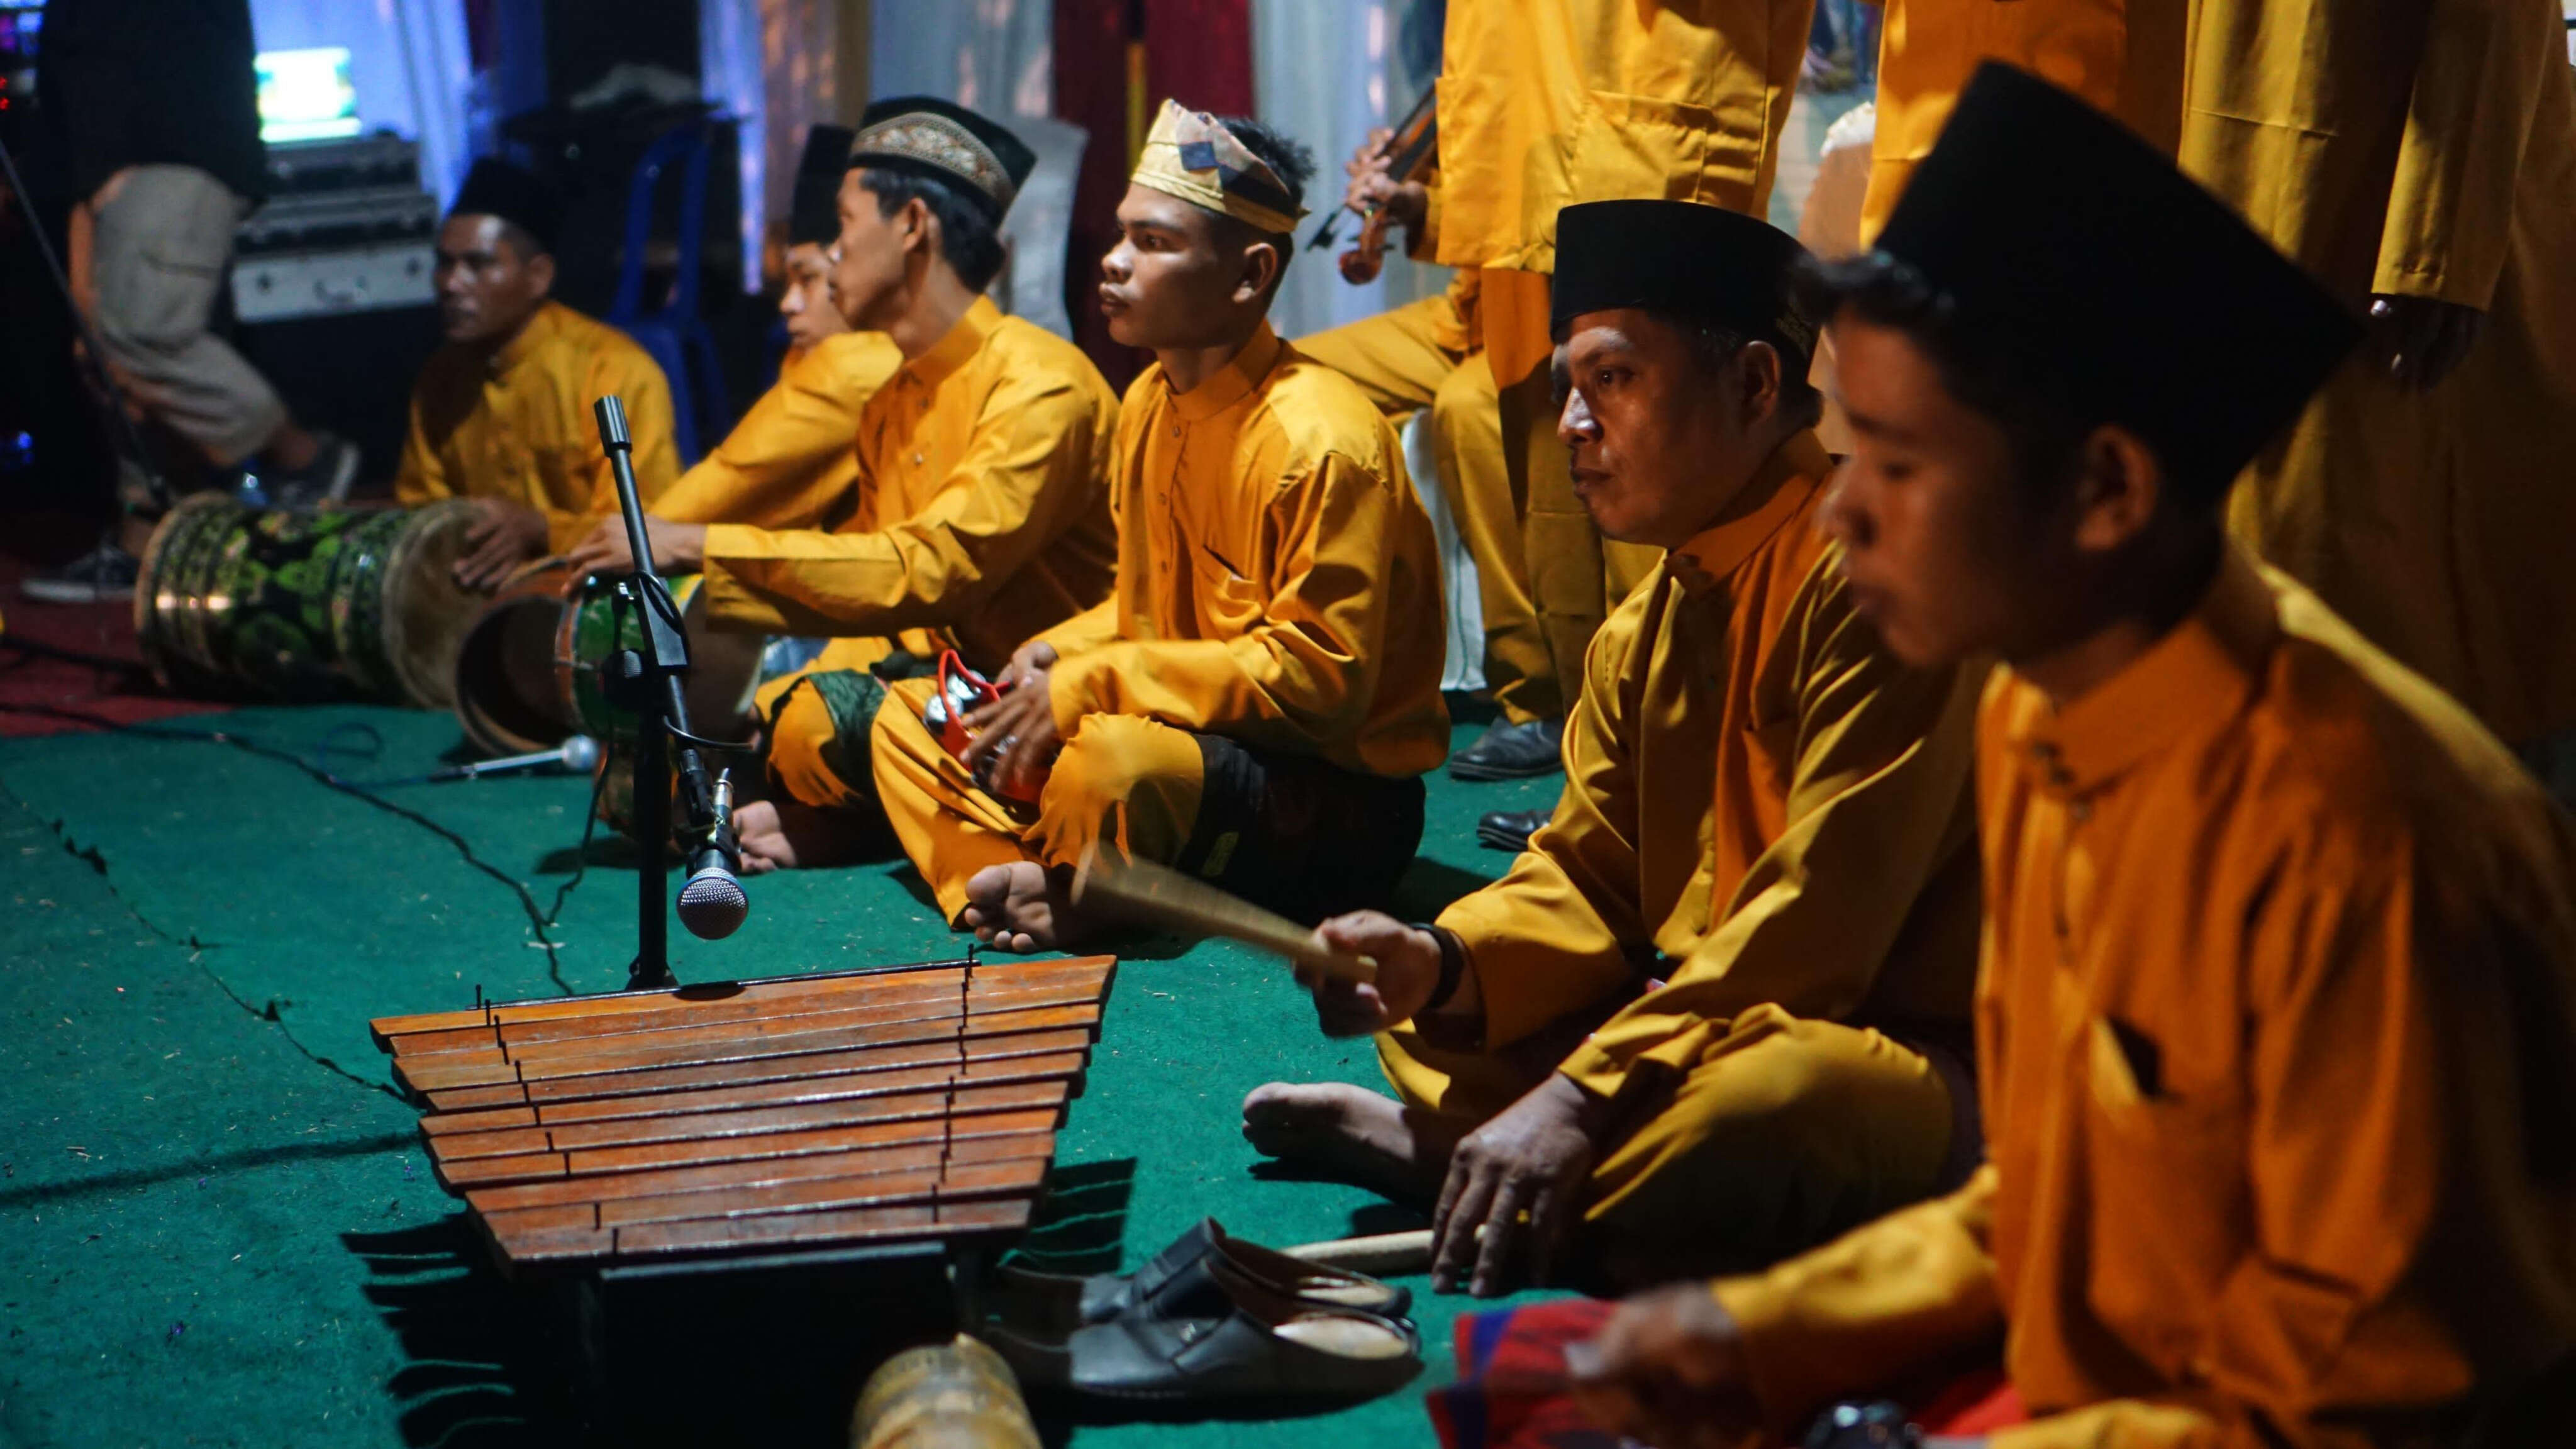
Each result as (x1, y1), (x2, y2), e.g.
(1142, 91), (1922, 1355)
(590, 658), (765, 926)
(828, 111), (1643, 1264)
(373, 950), (1113, 1440)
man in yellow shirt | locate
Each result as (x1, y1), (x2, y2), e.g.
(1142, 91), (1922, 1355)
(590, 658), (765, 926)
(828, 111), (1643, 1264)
(870, 101), (1449, 950)
(1301, 0), (1818, 830)
(394, 158), (680, 589)
(1857, 0), (2184, 244)
(1248, 201), (1982, 1299)
(1568, 66), (2576, 1448)
(565, 99), (1120, 874)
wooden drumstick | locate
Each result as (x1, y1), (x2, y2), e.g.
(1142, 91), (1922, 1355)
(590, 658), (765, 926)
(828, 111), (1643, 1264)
(1069, 846), (1377, 985)
(1280, 1228), (1434, 1275)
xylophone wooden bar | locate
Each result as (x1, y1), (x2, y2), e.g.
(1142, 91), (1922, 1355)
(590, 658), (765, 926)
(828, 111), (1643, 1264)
(391, 1000), (1102, 1095)
(380, 957), (1112, 1058)
(373, 955), (1104, 1043)
(432, 1104), (1069, 1191)
(461, 1129), (1056, 1214)
(491, 1197), (1035, 1269)
(417, 1024), (1096, 1113)
(418, 1048), (1089, 1136)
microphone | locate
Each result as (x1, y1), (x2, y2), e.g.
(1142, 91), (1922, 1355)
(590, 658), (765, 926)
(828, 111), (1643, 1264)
(675, 769), (748, 940)
(430, 735), (602, 783)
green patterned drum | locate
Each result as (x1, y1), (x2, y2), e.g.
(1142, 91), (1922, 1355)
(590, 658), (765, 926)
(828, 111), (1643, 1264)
(134, 495), (485, 706)
(558, 570), (725, 741)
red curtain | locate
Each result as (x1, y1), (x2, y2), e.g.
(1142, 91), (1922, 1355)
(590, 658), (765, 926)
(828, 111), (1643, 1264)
(1053, 0), (1256, 390)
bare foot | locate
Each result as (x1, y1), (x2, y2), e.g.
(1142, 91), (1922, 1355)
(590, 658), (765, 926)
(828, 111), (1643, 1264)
(1240, 1081), (1463, 1204)
(732, 797), (874, 875)
(960, 860), (1094, 952)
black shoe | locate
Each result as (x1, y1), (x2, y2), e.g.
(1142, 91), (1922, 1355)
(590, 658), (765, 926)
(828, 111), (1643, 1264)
(990, 1218), (1411, 1336)
(253, 433), (360, 509)
(19, 540), (138, 603)
(1447, 716), (1565, 781)
(1477, 807), (1550, 854)
(988, 1257), (1422, 1402)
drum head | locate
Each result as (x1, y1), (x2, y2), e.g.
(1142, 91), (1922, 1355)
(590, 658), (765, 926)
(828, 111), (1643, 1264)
(379, 499), (491, 709)
(131, 493), (242, 696)
(453, 578), (575, 758)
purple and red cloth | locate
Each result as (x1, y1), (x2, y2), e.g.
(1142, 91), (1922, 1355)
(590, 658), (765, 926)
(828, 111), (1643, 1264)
(1426, 1297), (2026, 1449)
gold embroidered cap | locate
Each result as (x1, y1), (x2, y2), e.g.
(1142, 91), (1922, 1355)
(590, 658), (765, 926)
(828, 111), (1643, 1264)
(1130, 99), (1307, 235)
(845, 96), (1035, 226)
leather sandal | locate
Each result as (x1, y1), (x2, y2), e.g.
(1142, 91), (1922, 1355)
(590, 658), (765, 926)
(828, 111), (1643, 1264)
(987, 1257), (1423, 1401)
(989, 1218), (1410, 1334)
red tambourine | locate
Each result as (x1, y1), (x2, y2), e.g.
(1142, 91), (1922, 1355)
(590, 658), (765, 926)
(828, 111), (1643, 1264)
(924, 650), (1045, 805)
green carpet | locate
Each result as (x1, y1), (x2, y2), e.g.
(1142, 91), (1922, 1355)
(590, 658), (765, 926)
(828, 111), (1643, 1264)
(0, 704), (1565, 1448)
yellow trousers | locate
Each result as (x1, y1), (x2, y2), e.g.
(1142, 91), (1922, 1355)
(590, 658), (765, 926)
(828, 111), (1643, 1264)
(1379, 1002), (1963, 1281)
(1297, 295), (1655, 723)
(870, 679), (1209, 921)
(753, 631), (952, 810)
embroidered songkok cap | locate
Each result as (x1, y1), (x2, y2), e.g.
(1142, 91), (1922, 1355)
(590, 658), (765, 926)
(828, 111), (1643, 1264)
(846, 96), (1035, 226)
(1129, 99), (1308, 235)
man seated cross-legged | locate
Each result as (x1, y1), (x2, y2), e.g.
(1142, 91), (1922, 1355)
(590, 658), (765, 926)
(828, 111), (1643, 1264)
(870, 101), (1452, 951)
(1568, 65), (2576, 1448)
(1247, 201), (1987, 1298)
(565, 100), (1120, 873)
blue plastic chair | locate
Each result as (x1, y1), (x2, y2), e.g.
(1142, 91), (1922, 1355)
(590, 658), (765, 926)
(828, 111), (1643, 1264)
(604, 119), (728, 465)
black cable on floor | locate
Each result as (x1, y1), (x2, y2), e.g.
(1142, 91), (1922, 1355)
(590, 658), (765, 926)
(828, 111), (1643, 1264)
(0, 701), (593, 991)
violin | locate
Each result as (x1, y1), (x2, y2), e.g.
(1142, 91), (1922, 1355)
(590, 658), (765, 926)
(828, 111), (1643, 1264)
(1308, 87), (1440, 286)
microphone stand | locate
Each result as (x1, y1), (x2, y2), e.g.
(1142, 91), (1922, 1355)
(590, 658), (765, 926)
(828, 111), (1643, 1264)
(592, 396), (726, 991)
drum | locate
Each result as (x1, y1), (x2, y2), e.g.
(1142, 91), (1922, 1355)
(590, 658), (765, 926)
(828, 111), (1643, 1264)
(450, 569), (765, 758)
(133, 494), (485, 706)
(450, 560), (577, 757)
(850, 1336), (1040, 1449)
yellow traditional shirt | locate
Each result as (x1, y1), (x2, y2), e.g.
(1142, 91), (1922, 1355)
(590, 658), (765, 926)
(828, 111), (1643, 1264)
(1437, 433), (1982, 1099)
(1041, 325), (1451, 780)
(393, 300), (680, 552)
(2188, 0), (2576, 744)
(1858, 0), (2187, 245)
(652, 331), (902, 530)
(695, 297), (1119, 670)
(1716, 549), (2576, 1446)
(1433, 0), (1813, 274)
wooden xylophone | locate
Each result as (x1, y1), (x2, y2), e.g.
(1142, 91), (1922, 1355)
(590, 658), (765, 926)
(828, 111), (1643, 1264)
(370, 954), (1116, 1275)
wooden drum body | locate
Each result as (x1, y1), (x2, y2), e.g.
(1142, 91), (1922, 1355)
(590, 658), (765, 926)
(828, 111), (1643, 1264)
(135, 494), (486, 706)
(452, 569), (765, 758)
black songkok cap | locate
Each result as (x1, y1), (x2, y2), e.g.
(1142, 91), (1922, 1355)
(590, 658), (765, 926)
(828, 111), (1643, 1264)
(1871, 62), (2360, 494)
(846, 96), (1036, 226)
(789, 123), (855, 246)
(1553, 200), (1818, 375)
(450, 157), (564, 255)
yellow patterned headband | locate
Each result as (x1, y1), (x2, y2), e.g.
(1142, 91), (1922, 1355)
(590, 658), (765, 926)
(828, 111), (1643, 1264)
(1130, 100), (1308, 235)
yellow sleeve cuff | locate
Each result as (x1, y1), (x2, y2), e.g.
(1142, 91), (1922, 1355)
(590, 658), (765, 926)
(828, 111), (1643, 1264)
(695, 531), (792, 634)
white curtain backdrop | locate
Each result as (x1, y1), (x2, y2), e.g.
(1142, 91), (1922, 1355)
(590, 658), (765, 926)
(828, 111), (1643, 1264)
(1252, 0), (1479, 691)
(868, 1), (1075, 335)
(870, 0), (1055, 121)
(247, 0), (475, 206)
(753, 0), (853, 257)
(1249, 0), (1445, 343)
